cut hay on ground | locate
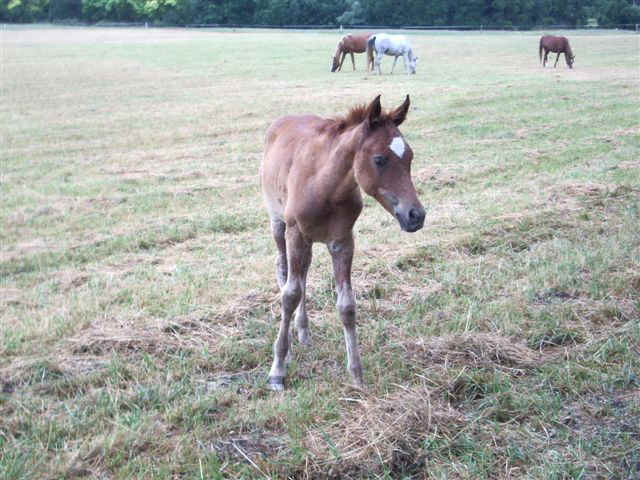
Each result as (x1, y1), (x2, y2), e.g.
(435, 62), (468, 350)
(305, 385), (464, 478)
(408, 333), (541, 370)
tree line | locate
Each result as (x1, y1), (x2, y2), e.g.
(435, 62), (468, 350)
(2, 0), (639, 28)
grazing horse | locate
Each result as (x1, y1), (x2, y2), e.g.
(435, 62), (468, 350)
(539, 35), (575, 69)
(331, 32), (374, 72)
(261, 95), (425, 391)
(367, 33), (417, 75)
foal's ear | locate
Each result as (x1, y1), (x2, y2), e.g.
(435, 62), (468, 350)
(390, 95), (410, 126)
(365, 94), (382, 128)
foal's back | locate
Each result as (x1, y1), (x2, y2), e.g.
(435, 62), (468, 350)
(261, 115), (331, 217)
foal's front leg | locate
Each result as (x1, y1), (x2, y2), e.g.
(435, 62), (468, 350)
(554, 52), (560, 67)
(268, 225), (312, 391)
(350, 52), (356, 71)
(328, 235), (364, 387)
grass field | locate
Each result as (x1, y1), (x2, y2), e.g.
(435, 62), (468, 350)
(1, 25), (639, 479)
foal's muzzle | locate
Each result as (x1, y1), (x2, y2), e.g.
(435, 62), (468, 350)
(396, 205), (426, 232)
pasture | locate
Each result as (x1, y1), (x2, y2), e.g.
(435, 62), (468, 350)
(1, 26), (639, 478)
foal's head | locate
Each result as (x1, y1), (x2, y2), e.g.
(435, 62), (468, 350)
(353, 95), (425, 232)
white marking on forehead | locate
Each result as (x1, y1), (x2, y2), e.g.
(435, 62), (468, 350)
(389, 136), (405, 158)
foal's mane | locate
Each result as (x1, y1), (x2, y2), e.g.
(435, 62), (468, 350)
(330, 103), (393, 132)
(335, 104), (368, 130)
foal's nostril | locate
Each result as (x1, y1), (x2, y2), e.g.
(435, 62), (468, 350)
(409, 208), (422, 221)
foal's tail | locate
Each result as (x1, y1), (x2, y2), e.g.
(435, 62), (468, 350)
(366, 35), (376, 72)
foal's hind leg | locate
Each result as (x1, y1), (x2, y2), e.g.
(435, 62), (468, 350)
(543, 51), (549, 67)
(270, 218), (287, 289)
(554, 52), (560, 67)
(328, 235), (364, 387)
(294, 272), (312, 346)
(268, 225), (312, 391)
(350, 52), (356, 71)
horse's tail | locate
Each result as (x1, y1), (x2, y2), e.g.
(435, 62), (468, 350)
(539, 37), (543, 63)
(366, 35), (376, 71)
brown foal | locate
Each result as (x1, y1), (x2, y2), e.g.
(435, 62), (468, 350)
(261, 95), (426, 391)
(331, 33), (374, 72)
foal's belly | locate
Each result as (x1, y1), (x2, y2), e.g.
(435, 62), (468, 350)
(289, 195), (363, 244)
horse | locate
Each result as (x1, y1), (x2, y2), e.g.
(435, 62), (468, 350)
(331, 32), (374, 72)
(539, 35), (574, 69)
(261, 95), (425, 391)
(366, 33), (417, 75)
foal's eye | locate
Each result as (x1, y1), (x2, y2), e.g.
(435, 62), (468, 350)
(373, 155), (388, 168)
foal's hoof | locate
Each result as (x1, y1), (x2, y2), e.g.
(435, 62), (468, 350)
(267, 376), (285, 392)
(298, 330), (312, 346)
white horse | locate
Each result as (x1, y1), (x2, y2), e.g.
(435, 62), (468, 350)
(366, 33), (417, 75)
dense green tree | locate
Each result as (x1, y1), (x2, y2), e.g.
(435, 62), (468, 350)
(598, 0), (640, 24)
(2, 0), (49, 21)
(2, 0), (639, 27)
(253, 0), (287, 24)
(81, 0), (142, 22)
(336, 0), (365, 25)
(49, 0), (82, 20)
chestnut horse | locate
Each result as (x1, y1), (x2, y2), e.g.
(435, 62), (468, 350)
(331, 32), (374, 72)
(539, 35), (574, 69)
(261, 95), (425, 391)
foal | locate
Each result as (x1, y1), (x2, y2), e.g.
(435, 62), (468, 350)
(539, 35), (575, 68)
(261, 95), (425, 391)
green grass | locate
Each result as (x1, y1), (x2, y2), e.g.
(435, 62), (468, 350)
(1, 26), (639, 478)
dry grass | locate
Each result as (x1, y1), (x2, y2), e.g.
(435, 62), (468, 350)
(305, 385), (464, 479)
(1, 26), (639, 479)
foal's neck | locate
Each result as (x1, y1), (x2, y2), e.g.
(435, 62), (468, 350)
(321, 124), (363, 202)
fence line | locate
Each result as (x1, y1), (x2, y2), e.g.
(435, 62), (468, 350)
(185, 23), (639, 31)
(40, 20), (640, 32)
